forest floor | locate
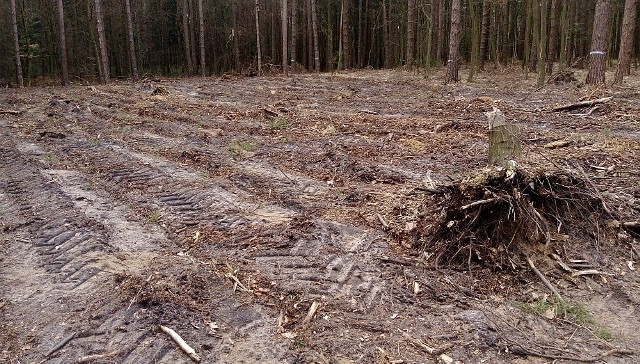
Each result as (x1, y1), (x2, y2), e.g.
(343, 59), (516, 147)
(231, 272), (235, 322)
(1, 67), (639, 364)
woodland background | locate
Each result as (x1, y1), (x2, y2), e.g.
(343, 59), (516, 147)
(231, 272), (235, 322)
(1, 0), (638, 86)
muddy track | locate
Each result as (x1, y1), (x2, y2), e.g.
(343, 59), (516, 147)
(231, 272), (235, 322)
(2, 71), (639, 363)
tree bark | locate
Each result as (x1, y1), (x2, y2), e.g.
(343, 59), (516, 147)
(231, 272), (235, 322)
(341, 0), (352, 69)
(255, 0), (262, 75)
(613, 0), (637, 84)
(11, 0), (24, 87)
(537, 0), (548, 86)
(232, 0), (241, 73)
(406, 0), (416, 69)
(547, 0), (560, 73)
(479, 0), (490, 70)
(382, 0), (391, 68)
(585, 0), (612, 84)
(436, 0), (445, 64)
(444, 0), (461, 84)
(290, 0), (298, 66)
(311, 0), (320, 72)
(95, 0), (110, 84)
(468, 0), (480, 81)
(529, 0), (539, 71)
(124, 0), (139, 81)
(56, 0), (69, 86)
(182, 0), (194, 74)
(197, 0), (206, 76)
(282, 0), (288, 76)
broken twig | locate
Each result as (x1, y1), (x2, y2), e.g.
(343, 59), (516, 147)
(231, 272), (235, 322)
(512, 346), (634, 363)
(45, 331), (77, 357)
(460, 198), (497, 211)
(302, 301), (320, 326)
(527, 258), (563, 302)
(160, 325), (201, 362)
(224, 272), (252, 292)
(376, 213), (390, 229)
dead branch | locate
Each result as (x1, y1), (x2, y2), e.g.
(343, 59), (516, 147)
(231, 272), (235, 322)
(77, 351), (119, 363)
(575, 164), (613, 216)
(224, 272), (252, 292)
(527, 258), (563, 302)
(512, 346), (634, 363)
(45, 331), (77, 357)
(160, 325), (201, 363)
(460, 198), (498, 211)
(302, 301), (320, 326)
(622, 221), (640, 229)
(552, 96), (612, 112)
(0, 110), (22, 115)
(376, 213), (390, 229)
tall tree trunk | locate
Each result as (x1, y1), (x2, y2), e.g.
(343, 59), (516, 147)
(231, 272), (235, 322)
(383, 0), (391, 68)
(95, 0), (109, 84)
(341, 0), (351, 69)
(468, 0), (480, 81)
(436, 0), (445, 64)
(306, 0), (313, 68)
(444, 0), (461, 84)
(479, 0), (490, 70)
(585, 0), (612, 84)
(56, 0), (69, 86)
(255, 0), (263, 75)
(406, 0), (416, 69)
(282, 0), (288, 76)
(124, 0), (139, 81)
(290, 0), (298, 66)
(232, 1), (241, 73)
(11, 0), (24, 87)
(529, 0), (539, 71)
(182, 0), (194, 74)
(198, 0), (205, 76)
(311, 0), (320, 72)
(547, 0), (559, 73)
(613, 0), (637, 84)
(357, 0), (364, 68)
(537, 0), (548, 86)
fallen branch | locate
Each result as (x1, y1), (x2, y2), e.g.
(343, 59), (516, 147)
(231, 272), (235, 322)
(45, 331), (77, 357)
(0, 109), (22, 115)
(575, 164), (612, 216)
(527, 258), (563, 302)
(224, 272), (252, 293)
(302, 301), (320, 326)
(622, 221), (640, 229)
(77, 351), (119, 363)
(376, 213), (389, 229)
(512, 346), (634, 363)
(552, 96), (613, 112)
(160, 325), (201, 363)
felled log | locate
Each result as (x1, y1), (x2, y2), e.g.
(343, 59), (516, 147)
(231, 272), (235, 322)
(552, 96), (612, 112)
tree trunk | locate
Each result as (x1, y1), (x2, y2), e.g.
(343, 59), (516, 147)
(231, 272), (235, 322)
(182, 0), (194, 74)
(383, 0), (391, 68)
(95, 0), (109, 84)
(547, 0), (559, 73)
(197, 0), (206, 76)
(341, 0), (351, 69)
(479, 0), (490, 70)
(232, 0), (241, 73)
(56, 0), (69, 86)
(529, 0), (539, 71)
(406, 0), (416, 69)
(282, 0), (288, 76)
(537, 0), (548, 87)
(613, 0), (637, 84)
(255, 0), (262, 75)
(11, 0), (24, 87)
(468, 0), (480, 82)
(487, 108), (522, 166)
(290, 0), (298, 66)
(357, 0), (364, 68)
(444, 0), (461, 84)
(124, 0), (139, 81)
(311, 0), (320, 72)
(585, 0), (612, 84)
(436, 0), (445, 64)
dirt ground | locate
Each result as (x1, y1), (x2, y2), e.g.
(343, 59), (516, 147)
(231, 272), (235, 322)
(1, 67), (639, 364)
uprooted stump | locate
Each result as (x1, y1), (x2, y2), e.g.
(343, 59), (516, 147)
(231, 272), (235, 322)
(406, 168), (614, 270)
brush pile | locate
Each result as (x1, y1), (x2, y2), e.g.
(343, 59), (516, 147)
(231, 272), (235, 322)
(407, 167), (614, 269)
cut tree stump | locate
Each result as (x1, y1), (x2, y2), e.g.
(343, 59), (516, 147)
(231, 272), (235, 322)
(486, 107), (522, 166)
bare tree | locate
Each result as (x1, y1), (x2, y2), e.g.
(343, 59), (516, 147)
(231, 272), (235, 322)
(124, 0), (139, 81)
(311, 0), (320, 73)
(585, 0), (612, 85)
(95, 0), (110, 84)
(198, 0), (205, 76)
(444, 0), (461, 84)
(232, 0), (241, 72)
(479, 0), (490, 70)
(182, 0), (195, 74)
(341, 0), (351, 69)
(614, 0), (637, 84)
(11, 0), (23, 87)
(56, 0), (69, 86)
(406, 0), (416, 69)
(290, 0), (298, 66)
(537, 0), (548, 87)
(547, 0), (560, 73)
(282, 0), (288, 76)
(255, 0), (262, 75)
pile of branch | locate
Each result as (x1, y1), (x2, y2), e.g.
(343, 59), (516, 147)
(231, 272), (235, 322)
(408, 168), (611, 269)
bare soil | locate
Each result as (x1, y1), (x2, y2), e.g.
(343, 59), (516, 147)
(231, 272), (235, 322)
(1, 68), (639, 364)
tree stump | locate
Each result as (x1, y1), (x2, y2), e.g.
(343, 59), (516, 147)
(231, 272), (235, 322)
(486, 107), (522, 166)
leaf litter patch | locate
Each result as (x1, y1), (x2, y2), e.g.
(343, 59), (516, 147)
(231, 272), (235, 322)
(402, 167), (615, 270)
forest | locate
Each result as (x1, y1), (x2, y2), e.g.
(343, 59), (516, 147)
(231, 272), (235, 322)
(2, 0), (640, 86)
